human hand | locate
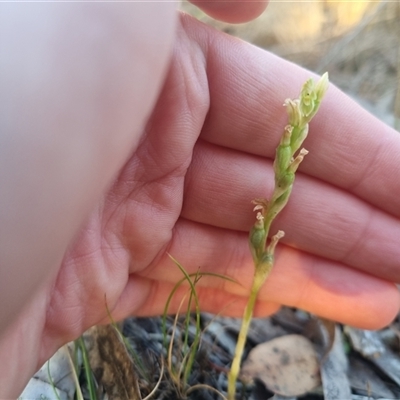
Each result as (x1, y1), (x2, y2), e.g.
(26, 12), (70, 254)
(2, 3), (400, 397)
(0, 1), (269, 395)
(34, 7), (400, 363)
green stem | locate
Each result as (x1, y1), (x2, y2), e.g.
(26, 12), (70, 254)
(227, 263), (271, 400)
(77, 336), (98, 400)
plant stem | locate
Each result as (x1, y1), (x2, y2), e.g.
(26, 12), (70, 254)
(227, 263), (270, 399)
(226, 73), (329, 399)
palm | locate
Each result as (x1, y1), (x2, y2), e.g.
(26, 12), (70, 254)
(44, 14), (400, 356)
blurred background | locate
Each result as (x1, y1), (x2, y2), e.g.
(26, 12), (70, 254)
(181, 0), (400, 129)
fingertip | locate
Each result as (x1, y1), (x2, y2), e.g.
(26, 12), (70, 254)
(353, 283), (400, 330)
(261, 248), (400, 331)
(189, 0), (269, 24)
(301, 279), (400, 331)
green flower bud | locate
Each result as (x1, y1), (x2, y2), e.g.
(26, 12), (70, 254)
(274, 141), (292, 177)
(254, 251), (274, 284)
(299, 78), (317, 118)
(275, 171), (295, 194)
(259, 251), (274, 265)
(315, 72), (329, 103)
(298, 73), (329, 122)
(249, 213), (266, 261)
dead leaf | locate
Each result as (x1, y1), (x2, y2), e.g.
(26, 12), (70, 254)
(241, 334), (320, 397)
(345, 326), (400, 388)
(85, 325), (141, 400)
(349, 357), (396, 399)
(319, 325), (352, 400)
(19, 343), (76, 400)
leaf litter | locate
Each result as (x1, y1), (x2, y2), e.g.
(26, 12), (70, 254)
(20, 308), (400, 400)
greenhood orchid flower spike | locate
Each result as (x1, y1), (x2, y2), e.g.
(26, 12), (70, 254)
(227, 72), (329, 400)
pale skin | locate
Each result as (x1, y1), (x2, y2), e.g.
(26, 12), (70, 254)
(1, 1), (400, 397)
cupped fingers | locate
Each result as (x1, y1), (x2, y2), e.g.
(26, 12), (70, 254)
(182, 140), (400, 283)
(180, 14), (400, 219)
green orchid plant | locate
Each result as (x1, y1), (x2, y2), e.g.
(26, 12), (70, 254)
(227, 73), (329, 399)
